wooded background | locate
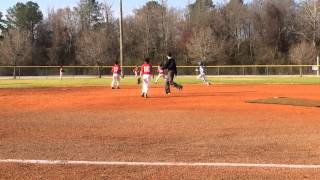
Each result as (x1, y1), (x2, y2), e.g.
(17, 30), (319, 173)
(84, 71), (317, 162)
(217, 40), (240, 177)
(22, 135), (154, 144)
(0, 0), (319, 67)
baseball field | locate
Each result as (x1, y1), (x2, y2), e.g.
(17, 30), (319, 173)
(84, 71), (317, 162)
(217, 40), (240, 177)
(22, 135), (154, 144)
(1, 77), (320, 179)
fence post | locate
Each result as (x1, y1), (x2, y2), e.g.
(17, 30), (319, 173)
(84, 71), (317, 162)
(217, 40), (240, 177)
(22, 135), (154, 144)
(266, 66), (269, 76)
(18, 67), (21, 79)
(217, 67), (220, 76)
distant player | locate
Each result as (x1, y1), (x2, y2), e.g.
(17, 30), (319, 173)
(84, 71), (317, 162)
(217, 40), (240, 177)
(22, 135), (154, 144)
(59, 66), (64, 80)
(140, 58), (153, 98)
(133, 65), (140, 79)
(162, 52), (183, 95)
(154, 63), (166, 84)
(196, 61), (211, 86)
(111, 61), (121, 89)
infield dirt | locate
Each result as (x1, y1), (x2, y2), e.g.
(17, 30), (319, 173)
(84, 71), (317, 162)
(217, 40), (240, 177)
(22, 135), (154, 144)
(0, 85), (320, 179)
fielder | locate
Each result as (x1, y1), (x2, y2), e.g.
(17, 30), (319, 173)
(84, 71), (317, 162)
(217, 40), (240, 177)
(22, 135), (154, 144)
(140, 58), (153, 98)
(111, 61), (121, 89)
(133, 65), (139, 79)
(59, 66), (64, 80)
(154, 63), (166, 84)
(196, 61), (211, 86)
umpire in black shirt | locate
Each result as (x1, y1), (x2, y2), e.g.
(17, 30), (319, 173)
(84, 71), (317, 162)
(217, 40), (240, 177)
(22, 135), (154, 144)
(162, 53), (183, 94)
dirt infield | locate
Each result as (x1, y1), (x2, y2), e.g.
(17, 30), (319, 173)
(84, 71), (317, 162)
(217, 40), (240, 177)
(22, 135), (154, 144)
(1, 84), (320, 179)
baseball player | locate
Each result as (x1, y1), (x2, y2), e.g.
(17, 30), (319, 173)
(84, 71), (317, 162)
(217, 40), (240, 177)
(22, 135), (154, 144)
(154, 63), (166, 84)
(59, 66), (64, 80)
(196, 61), (211, 86)
(140, 58), (153, 98)
(133, 65), (140, 79)
(111, 61), (121, 89)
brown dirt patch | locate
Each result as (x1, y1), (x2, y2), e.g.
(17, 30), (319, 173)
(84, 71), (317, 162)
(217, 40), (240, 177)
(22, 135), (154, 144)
(248, 97), (320, 108)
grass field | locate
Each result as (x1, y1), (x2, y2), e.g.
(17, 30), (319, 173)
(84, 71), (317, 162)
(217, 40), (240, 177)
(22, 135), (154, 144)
(0, 76), (320, 88)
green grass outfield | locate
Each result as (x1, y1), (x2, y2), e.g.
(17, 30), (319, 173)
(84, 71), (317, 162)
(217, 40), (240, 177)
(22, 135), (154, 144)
(0, 76), (320, 89)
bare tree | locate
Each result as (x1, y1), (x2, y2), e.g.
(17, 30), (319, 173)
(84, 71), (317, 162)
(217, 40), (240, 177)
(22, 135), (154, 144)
(290, 41), (317, 64)
(76, 28), (118, 77)
(187, 27), (218, 63)
(299, 0), (320, 46)
(47, 8), (78, 65)
(0, 30), (31, 78)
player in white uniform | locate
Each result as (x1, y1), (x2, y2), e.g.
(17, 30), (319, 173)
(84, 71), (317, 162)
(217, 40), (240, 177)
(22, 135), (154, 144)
(197, 61), (211, 86)
(140, 58), (153, 98)
(154, 63), (166, 84)
(59, 66), (64, 80)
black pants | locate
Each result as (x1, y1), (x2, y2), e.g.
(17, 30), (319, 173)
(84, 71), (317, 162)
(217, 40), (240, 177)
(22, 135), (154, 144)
(165, 71), (182, 93)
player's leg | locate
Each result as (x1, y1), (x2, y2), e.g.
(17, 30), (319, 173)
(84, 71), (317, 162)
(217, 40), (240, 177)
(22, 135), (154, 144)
(155, 74), (160, 83)
(111, 74), (115, 88)
(116, 75), (120, 89)
(204, 75), (210, 85)
(155, 74), (162, 83)
(200, 74), (206, 83)
(142, 75), (149, 98)
(165, 71), (173, 94)
(141, 78), (145, 97)
(197, 74), (201, 80)
(171, 73), (183, 90)
(200, 73), (211, 85)
(145, 75), (151, 98)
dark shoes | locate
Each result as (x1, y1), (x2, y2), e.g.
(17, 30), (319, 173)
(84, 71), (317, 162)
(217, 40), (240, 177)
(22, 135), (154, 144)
(141, 93), (148, 98)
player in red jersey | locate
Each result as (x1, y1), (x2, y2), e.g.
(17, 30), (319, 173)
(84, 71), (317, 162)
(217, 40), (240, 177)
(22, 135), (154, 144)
(111, 61), (121, 89)
(140, 58), (153, 98)
(154, 63), (166, 84)
(133, 65), (140, 79)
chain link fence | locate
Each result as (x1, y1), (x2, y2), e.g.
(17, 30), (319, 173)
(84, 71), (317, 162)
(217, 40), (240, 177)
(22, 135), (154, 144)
(0, 65), (319, 79)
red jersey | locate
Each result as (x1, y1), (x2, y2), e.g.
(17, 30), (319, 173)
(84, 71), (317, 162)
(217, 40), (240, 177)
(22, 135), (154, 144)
(141, 63), (152, 75)
(112, 64), (121, 74)
(133, 66), (139, 73)
(157, 66), (164, 74)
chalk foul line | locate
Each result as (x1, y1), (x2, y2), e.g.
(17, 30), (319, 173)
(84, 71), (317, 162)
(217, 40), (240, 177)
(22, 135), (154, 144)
(1, 159), (320, 169)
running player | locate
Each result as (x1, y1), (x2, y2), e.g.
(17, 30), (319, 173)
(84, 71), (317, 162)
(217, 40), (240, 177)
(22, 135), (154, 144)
(196, 61), (211, 86)
(154, 63), (166, 84)
(140, 58), (153, 98)
(111, 61), (121, 89)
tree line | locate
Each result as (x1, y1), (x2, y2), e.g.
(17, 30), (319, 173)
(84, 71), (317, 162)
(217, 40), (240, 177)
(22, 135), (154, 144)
(0, 0), (319, 67)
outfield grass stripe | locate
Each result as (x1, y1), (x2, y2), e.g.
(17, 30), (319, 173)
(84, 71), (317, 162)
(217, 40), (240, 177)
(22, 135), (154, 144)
(1, 159), (320, 169)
